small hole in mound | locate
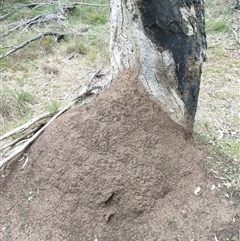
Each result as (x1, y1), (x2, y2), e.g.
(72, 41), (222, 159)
(105, 192), (115, 205)
(106, 213), (115, 224)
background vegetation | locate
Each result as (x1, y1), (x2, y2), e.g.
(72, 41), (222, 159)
(195, 0), (240, 200)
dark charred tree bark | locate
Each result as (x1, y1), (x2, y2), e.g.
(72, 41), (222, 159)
(110, 0), (207, 133)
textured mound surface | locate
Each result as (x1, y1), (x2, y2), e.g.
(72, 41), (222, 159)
(1, 71), (238, 240)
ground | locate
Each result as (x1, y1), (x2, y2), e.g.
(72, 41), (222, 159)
(0, 0), (240, 240)
(1, 71), (239, 240)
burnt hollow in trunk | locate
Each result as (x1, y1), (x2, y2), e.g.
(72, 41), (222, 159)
(137, 0), (207, 126)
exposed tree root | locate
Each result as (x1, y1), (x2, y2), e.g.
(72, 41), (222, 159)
(0, 113), (52, 142)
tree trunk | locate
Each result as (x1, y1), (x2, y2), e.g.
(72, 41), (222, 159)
(110, 0), (207, 133)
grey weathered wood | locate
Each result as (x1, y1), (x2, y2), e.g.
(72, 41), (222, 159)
(110, 0), (207, 132)
(0, 32), (66, 59)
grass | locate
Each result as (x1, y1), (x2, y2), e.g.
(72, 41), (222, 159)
(45, 100), (62, 115)
(0, 87), (35, 134)
(205, 0), (233, 34)
(167, 218), (177, 227)
(62, 39), (88, 56)
(0, 87), (34, 120)
(206, 19), (229, 33)
(194, 0), (240, 199)
(42, 62), (60, 75)
(206, 155), (239, 198)
(194, 133), (239, 203)
(218, 139), (240, 159)
(68, 5), (108, 25)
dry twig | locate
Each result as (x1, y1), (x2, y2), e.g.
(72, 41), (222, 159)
(0, 31), (66, 59)
(0, 125), (44, 151)
(0, 113), (52, 142)
(230, 27), (240, 44)
(0, 10), (15, 21)
(1, 11), (66, 37)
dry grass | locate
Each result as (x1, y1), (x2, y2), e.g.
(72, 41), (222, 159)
(0, 86), (35, 133)
(194, 0), (240, 197)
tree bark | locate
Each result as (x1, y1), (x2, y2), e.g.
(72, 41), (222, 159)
(110, 0), (206, 133)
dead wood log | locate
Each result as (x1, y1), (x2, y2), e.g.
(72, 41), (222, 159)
(0, 31), (66, 59)
(5, 11), (66, 35)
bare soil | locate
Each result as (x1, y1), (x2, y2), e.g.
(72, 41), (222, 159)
(1, 71), (239, 240)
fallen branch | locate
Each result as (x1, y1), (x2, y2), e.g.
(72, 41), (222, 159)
(0, 70), (107, 169)
(3, 10), (66, 37)
(67, 2), (109, 7)
(0, 9), (15, 21)
(0, 113), (52, 142)
(0, 2), (108, 22)
(0, 31), (66, 59)
(20, 2), (109, 8)
(230, 27), (240, 44)
(0, 2), (109, 38)
(20, 154), (28, 170)
(0, 124), (44, 151)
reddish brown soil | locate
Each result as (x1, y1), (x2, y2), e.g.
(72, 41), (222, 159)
(0, 71), (239, 240)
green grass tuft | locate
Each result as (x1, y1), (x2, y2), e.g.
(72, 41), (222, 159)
(66, 41), (88, 55)
(68, 5), (109, 26)
(206, 19), (229, 32)
(45, 100), (61, 115)
(0, 87), (35, 123)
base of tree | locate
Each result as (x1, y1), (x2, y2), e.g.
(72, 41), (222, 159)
(0, 70), (238, 240)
